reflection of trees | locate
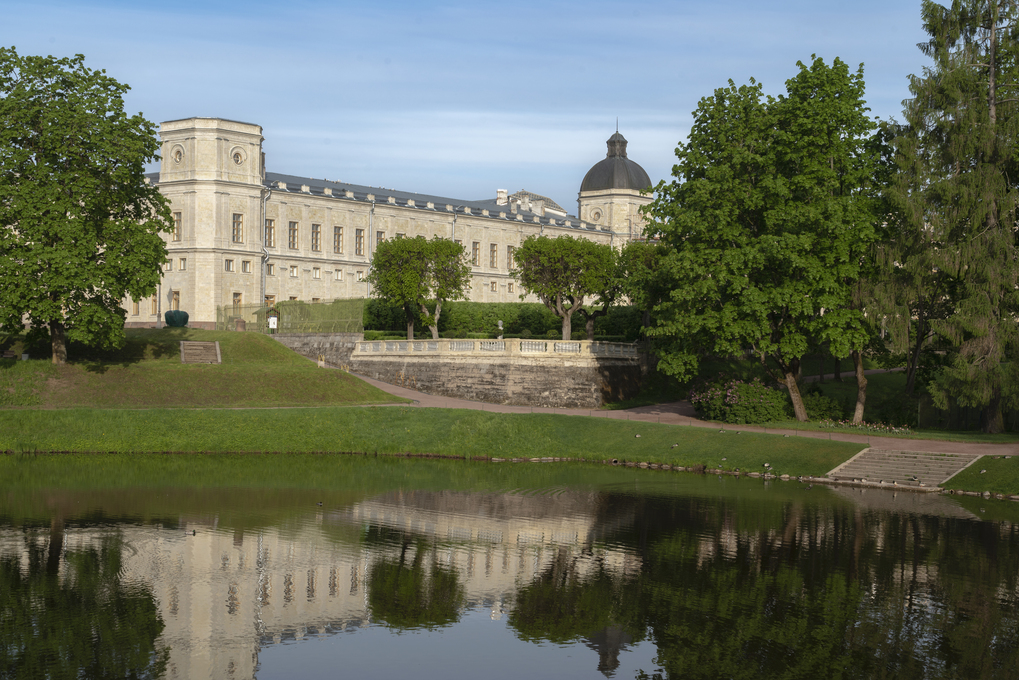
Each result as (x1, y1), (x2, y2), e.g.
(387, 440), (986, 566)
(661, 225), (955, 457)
(507, 546), (644, 678)
(0, 531), (167, 679)
(366, 528), (464, 630)
(618, 494), (1019, 680)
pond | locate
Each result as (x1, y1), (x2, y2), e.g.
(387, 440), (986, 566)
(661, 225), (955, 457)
(1, 454), (1018, 679)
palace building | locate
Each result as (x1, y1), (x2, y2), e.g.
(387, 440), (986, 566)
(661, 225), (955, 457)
(129, 117), (654, 327)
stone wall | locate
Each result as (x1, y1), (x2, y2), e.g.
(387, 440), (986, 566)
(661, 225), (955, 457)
(272, 332), (364, 366)
(350, 355), (640, 408)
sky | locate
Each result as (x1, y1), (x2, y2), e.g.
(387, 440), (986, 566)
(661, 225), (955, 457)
(4, 0), (931, 215)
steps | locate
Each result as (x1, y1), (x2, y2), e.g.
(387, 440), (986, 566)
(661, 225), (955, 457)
(180, 341), (221, 364)
(827, 449), (981, 488)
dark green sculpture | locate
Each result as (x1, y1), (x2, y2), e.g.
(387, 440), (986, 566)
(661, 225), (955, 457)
(164, 310), (188, 327)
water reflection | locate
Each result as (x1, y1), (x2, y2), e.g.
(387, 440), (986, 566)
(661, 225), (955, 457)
(2, 459), (1019, 679)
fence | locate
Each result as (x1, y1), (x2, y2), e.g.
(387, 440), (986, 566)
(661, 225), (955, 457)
(216, 299), (364, 334)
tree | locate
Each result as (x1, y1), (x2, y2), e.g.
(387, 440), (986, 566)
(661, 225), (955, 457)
(889, 0), (1019, 433)
(0, 48), (172, 364)
(512, 235), (617, 340)
(643, 57), (881, 421)
(367, 235), (470, 339)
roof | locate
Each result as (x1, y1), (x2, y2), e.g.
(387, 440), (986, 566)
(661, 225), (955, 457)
(580, 132), (652, 193)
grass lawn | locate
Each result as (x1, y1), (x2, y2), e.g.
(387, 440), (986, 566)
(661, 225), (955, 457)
(0, 328), (403, 408)
(0, 406), (864, 478)
(943, 455), (1019, 495)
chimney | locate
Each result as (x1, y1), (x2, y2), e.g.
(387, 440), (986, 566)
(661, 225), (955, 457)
(496, 189), (508, 205)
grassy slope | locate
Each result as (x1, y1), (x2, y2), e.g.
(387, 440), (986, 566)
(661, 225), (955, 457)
(0, 406), (863, 478)
(1, 329), (402, 408)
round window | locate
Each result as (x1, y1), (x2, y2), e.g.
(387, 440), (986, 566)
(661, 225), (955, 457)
(172, 148), (183, 164)
(233, 152), (243, 165)
(591, 209), (603, 223)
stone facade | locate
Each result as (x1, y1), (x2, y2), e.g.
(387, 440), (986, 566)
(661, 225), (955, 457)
(125, 118), (653, 327)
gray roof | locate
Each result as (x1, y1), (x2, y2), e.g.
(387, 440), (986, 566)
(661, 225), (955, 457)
(580, 132), (652, 193)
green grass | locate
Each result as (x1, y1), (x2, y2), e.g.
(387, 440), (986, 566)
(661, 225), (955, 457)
(0, 406), (864, 478)
(1, 329), (404, 408)
(943, 455), (1019, 495)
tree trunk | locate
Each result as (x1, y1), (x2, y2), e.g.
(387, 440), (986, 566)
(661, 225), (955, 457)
(421, 301), (441, 340)
(585, 316), (596, 341)
(833, 354), (842, 381)
(561, 315), (571, 341)
(852, 350), (867, 424)
(50, 319), (67, 365)
(905, 317), (926, 395)
(783, 359), (808, 421)
(982, 389), (1004, 434)
(404, 303), (415, 340)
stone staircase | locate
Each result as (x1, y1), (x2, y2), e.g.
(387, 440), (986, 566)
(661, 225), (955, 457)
(827, 449), (981, 489)
(180, 341), (221, 364)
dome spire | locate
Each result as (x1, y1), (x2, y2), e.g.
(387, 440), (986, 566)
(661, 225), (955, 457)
(606, 131), (628, 158)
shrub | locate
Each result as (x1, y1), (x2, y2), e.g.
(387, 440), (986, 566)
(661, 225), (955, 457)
(164, 310), (189, 327)
(689, 377), (789, 424)
(801, 389), (843, 421)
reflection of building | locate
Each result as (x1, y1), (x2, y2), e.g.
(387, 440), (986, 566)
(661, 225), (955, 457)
(2, 491), (640, 680)
(131, 118), (654, 327)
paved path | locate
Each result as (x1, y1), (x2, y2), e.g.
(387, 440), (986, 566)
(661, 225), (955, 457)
(352, 372), (1019, 458)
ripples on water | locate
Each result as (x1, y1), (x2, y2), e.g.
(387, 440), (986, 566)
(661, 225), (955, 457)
(1, 456), (1018, 679)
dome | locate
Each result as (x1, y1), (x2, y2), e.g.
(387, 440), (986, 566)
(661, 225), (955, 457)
(580, 132), (652, 193)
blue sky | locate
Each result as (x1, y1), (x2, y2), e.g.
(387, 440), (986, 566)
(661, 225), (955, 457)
(4, 0), (930, 214)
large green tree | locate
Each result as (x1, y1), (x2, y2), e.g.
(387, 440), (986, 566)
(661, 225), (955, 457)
(0, 48), (172, 364)
(511, 235), (617, 341)
(367, 235), (470, 339)
(890, 0), (1019, 433)
(644, 57), (881, 421)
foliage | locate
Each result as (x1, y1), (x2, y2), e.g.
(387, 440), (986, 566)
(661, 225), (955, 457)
(512, 235), (618, 340)
(0, 48), (172, 364)
(688, 377), (790, 424)
(367, 236), (470, 339)
(891, 1), (1019, 433)
(163, 310), (188, 327)
(817, 419), (915, 435)
(801, 386), (845, 421)
(618, 240), (670, 333)
(0, 534), (168, 679)
(644, 57), (882, 421)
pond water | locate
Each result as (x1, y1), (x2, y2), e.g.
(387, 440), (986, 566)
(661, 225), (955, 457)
(2, 454), (1019, 680)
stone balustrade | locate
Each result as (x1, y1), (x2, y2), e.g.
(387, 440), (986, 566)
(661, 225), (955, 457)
(353, 338), (639, 359)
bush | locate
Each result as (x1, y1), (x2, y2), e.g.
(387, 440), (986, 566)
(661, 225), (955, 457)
(689, 377), (789, 424)
(801, 388), (844, 421)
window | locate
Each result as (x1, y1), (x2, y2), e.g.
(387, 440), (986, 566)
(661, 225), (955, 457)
(333, 226), (343, 253)
(224, 259), (235, 272)
(171, 290), (180, 311)
(232, 292), (242, 311)
(311, 224), (321, 252)
(395, 232), (405, 239)
(288, 221), (299, 249)
(264, 219), (276, 247)
(355, 229), (364, 256)
(471, 242), (481, 266)
(266, 263), (275, 276)
(377, 231), (385, 248)
(242, 260), (252, 273)
(289, 265), (298, 278)
(490, 281), (497, 292)
(150, 295), (157, 315)
(507, 245), (515, 266)
(313, 267), (321, 279)
(356, 270), (364, 281)
(163, 260), (172, 272)
(265, 295), (275, 305)
(490, 243), (498, 268)
(454, 239), (462, 247)
(132, 300), (139, 316)
(172, 212), (182, 241)
(289, 296), (298, 301)
(334, 269), (343, 281)
(508, 282), (514, 294)
(179, 258), (186, 271)
(232, 214), (243, 243)
(312, 297), (320, 303)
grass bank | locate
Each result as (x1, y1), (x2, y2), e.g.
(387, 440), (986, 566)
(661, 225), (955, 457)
(0, 406), (864, 478)
(0, 328), (402, 408)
